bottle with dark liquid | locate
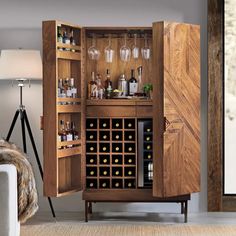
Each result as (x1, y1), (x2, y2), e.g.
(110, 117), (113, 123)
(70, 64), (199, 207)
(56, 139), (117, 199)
(71, 122), (79, 140)
(105, 69), (112, 99)
(128, 69), (138, 96)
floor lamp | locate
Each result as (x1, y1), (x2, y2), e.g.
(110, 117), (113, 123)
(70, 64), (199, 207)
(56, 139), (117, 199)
(0, 49), (55, 217)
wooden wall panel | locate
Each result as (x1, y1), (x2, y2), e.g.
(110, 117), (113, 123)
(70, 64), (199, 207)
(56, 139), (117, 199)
(43, 21), (58, 197)
(207, 0), (223, 211)
(153, 22), (200, 197)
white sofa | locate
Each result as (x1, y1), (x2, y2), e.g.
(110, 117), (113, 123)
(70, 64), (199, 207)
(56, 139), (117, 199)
(0, 164), (20, 236)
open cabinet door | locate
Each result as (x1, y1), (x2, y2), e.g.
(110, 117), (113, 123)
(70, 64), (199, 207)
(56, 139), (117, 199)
(43, 20), (85, 197)
(152, 22), (200, 198)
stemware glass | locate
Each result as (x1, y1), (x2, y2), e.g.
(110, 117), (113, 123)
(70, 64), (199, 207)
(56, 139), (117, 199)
(88, 34), (100, 60)
(141, 34), (151, 60)
(132, 34), (139, 59)
(104, 34), (114, 63)
(120, 34), (131, 62)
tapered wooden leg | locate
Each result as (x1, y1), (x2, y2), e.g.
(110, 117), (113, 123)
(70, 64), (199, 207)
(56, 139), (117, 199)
(85, 201), (88, 222)
(181, 202), (184, 214)
(184, 201), (188, 223)
(88, 202), (92, 214)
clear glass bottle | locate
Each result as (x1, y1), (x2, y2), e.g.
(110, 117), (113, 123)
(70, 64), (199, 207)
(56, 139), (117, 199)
(70, 78), (77, 99)
(65, 121), (73, 148)
(88, 72), (97, 99)
(96, 74), (104, 99)
(58, 120), (67, 149)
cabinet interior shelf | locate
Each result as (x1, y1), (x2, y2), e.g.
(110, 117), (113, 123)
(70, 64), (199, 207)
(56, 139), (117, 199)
(57, 50), (81, 61)
(86, 99), (153, 106)
(57, 104), (81, 113)
(57, 42), (81, 51)
(57, 97), (81, 103)
(57, 146), (81, 158)
(58, 139), (81, 147)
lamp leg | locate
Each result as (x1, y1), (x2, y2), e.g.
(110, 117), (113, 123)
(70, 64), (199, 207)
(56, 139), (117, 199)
(23, 109), (56, 218)
(6, 110), (20, 141)
(20, 110), (27, 153)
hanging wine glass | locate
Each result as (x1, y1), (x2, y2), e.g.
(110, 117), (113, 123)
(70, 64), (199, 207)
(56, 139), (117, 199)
(88, 34), (100, 60)
(141, 33), (151, 60)
(104, 34), (114, 63)
(120, 34), (131, 62)
(132, 34), (139, 59)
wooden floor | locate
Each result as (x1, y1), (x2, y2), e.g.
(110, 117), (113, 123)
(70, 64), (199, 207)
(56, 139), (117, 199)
(21, 212), (236, 236)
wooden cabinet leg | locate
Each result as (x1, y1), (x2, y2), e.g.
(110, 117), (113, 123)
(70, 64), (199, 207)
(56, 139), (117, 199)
(88, 202), (92, 214)
(181, 202), (184, 214)
(184, 201), (188, 223)
(85, 201), (88, 222)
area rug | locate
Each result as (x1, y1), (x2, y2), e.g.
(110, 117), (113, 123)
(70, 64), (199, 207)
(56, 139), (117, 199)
(21, 223), (236, 236)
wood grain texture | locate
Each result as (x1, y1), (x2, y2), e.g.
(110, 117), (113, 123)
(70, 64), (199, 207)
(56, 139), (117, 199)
(43, 20), (83, 197)
(43, 21), (58, 197)
(153, 22), (200, 197)
(207, 0), (223, 211)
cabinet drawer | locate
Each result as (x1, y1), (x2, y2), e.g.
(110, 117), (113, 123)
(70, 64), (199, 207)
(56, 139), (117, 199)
(136, 106), (152, 117)
(87, 106), (136, 117)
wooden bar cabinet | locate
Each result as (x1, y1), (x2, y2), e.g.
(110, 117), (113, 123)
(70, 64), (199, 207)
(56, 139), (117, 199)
(42, 20), (200, 222)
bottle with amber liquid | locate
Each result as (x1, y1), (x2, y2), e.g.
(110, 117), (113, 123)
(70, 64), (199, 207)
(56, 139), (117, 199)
(88, 72), (97, 99)
(58, 120), (67, 149)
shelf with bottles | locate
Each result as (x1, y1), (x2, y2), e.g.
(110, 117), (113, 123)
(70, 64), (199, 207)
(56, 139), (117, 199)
(57, 77), (81, 112)
(56, 22), (81, 60)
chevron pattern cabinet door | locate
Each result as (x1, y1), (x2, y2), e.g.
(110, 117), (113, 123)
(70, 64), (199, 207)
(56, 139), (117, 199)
(152, 22), (200, 197)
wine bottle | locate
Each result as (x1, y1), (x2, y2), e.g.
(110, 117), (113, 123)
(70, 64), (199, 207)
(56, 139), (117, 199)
(71, 122), (79, 140)
(89, 134), (94, 140)
(115, 158), (119, 163)
(103, 158), (108, 163)
(102, 183), (107, 188)
(115, 182), (119, 187)
(58, 120), (67, 149)
(89, 183), (94, 187)
(90, 170), (94, 176)
(89, 159), (94, 163)
(105, 69), (112, 99)
(128, 69), (138, 96)
(115, 170), (120, 176)
(103, 170), (108, 176)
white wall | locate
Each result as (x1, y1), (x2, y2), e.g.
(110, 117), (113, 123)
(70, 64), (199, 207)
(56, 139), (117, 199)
(0, 0), (208, 214)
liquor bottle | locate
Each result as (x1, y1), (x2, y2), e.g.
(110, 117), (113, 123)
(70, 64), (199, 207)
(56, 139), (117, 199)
(57, 27), (63, 43)
(58, 120), (67, 149)
(70, 29), (76, 52)
(96, 74), (104, 99)
(58, 78), (63, 99)
(88, 72), (97, 99)
(137, 66), (143, 94)
(66, 121), (73, 148)
(70, 78), (77, 98)
(105, 69), (112, 99)
(128, 69), (138, 96)
(71, 122), (79, 140)
(63, 30), (70, 50)
(64, 78), (72, 98)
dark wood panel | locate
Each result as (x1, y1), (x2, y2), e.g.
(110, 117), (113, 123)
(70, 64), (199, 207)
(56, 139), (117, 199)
(153, 22), (200, 198)
(207, 0), (223, 211)
(83, 189), (190, 202)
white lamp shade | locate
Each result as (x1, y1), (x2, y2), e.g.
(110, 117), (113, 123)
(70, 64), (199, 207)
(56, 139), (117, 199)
(0, 49), (42, 80)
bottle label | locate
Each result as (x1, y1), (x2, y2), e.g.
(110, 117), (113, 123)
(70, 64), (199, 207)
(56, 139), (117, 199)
(66, 89), (72, 97)
(67, 134), (73, 141)
(129, 82), (138, 95)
